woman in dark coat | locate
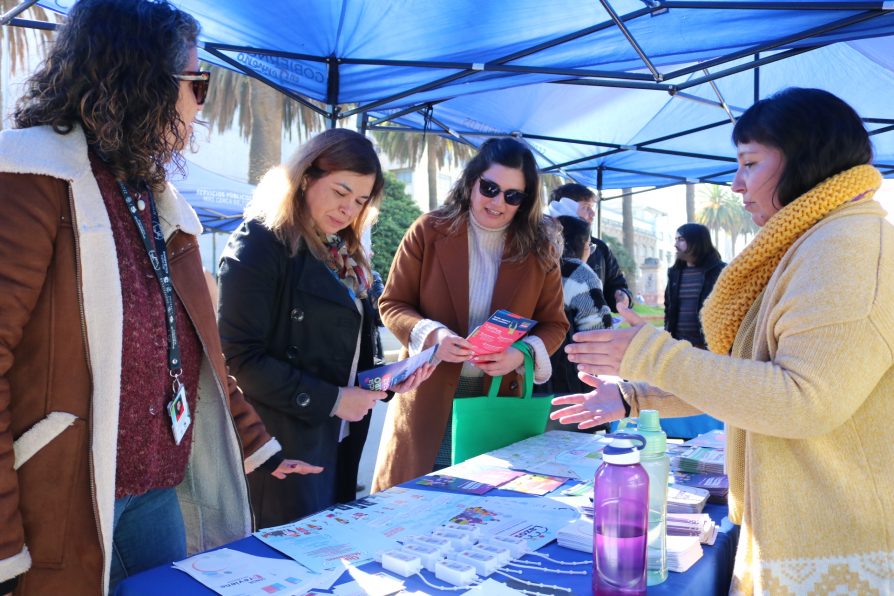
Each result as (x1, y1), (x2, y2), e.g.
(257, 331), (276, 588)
(664, 223), (726, 349)
(217, 129), (432, 527)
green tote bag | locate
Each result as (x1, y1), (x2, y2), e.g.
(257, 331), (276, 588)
(451, 341), (553, 465)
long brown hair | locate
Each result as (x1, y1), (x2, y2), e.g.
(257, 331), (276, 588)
(245, 129), (385, 272)
(431, 137), (559, 267)
(13, 0), (199, 190)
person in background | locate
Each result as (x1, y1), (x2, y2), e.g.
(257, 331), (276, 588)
(547, 183), (633, 312)
(0, 1), (318, 594)
(539, 215), (614, 432)
(664, 223), (726, 350)
(371, 138), (569, 491)
(552, 87), (894, 594)
(217, 129), (433, 528)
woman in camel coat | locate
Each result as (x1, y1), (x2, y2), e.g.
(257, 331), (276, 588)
(372, 138), (568, 492)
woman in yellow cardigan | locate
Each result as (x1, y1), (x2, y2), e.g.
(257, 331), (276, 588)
(553, 87), (894, 595)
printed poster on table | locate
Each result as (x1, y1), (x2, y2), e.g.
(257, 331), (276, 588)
(467, 310), (536, 357)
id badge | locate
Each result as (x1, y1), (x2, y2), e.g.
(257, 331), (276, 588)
(167, 384), (192, 445)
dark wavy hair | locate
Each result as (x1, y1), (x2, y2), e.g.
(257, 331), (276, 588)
(732, 87), (872, 208)
(672, 223), (721, 270)
(431, 137), (559, 267)
(13, 0), (200, 190)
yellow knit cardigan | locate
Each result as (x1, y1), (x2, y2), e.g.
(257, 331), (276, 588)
(618, 197), (894, 594)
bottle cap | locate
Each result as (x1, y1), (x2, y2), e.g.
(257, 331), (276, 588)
(636, 409), (667, 455)
(602, 433), (646, 465)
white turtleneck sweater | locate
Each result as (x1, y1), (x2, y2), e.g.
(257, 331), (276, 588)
(409, 212), (551, 384)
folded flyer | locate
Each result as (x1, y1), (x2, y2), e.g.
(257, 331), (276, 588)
(467, 309), (537, 357)
(357, 345), (436, 391)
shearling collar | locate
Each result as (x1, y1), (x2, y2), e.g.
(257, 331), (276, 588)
(0, 125), (202, 239)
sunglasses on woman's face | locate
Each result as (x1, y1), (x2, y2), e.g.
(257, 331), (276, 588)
(478, 176), (527, 206)
(173, 70), (211, 105)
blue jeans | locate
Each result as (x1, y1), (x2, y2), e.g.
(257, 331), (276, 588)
(110, 487), (186, 593)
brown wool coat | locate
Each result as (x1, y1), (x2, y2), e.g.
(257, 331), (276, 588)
(371, 213), (568, 492)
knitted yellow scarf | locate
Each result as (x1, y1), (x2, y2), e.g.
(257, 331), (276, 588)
(702, 164), (881, 355)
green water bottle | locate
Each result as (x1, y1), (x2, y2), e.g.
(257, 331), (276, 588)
(636, 410), (669, 586)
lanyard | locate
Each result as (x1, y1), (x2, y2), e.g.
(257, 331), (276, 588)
(117, 181), (183, 390)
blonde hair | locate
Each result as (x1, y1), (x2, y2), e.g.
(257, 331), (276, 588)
(244, 129), (384, 270)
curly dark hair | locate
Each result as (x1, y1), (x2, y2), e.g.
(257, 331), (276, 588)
(13, 0), (200, 190)
(431, 137), (559, 268)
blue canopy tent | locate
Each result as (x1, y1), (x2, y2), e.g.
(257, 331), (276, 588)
(168, 159), (255, 234)
(368, 35), (894, 194)
(11, 0), (894, 195)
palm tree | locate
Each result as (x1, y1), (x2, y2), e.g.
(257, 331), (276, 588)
(373, 128), (474, 211)
(726, 199), (759, 254)
(621, 187), (636, 294)
(1, 3), (56, 130)
(696, 184), (739, 247)
(200, 67), (326, 183)
(685, 183), (696, 222)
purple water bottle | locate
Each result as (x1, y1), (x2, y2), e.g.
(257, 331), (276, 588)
(592, 433), (649, 595)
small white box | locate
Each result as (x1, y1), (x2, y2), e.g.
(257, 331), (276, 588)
(434, 559), (477, 586)
(432, 528), (474, 550)
(455, 549), (501, 576)
(380, 550), (422, 577)
(402, 542), (443, 571)
(443, 522), (481, 541)
(482, 535), (528, 558)
(409, 534), (452, 555)
(473, 543), (511, 566)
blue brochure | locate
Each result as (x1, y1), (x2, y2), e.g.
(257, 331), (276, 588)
(357, 345), (437, 391)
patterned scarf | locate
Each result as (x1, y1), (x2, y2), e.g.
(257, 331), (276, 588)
(324, 234), (370, 299)
(701, 164), (881, 355)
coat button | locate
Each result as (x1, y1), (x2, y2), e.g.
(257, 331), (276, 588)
(286, 346), (300, 360)
(509, 381), (519, 392)
(290, 308), (304, 322)
(294, 393), (311, 407)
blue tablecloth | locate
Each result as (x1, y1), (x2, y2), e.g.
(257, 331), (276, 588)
(117, 496), (738, 595)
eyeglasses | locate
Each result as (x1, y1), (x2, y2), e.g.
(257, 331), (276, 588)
(173, 70), (211, 105)
(478, 177), (527, 206)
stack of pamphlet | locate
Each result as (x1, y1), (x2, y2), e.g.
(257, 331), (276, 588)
(558, 517), (706, 574)
(669, 445), (725, 475)
(671, 471), (729, 503)
(556, 517), (595, 553)
(667, 484), (710, 514)
(667, 513), (718, 545)
(666, 535), (703, 572)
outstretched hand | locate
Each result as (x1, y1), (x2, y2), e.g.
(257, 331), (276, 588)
(550, 373), (627, 430)
(271, 459), (325, 479)
(565, 306), (646, 376)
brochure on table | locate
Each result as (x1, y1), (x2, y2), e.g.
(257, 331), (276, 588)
(357, 345), (437, 391)
(252, 487), (576, 578)
(467, 310), (536, 357)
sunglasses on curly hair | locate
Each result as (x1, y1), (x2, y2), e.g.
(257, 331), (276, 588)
(173, 70), (211, 105)
(478, 176), (527, 206)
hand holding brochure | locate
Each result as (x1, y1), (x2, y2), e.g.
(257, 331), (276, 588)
(467, 309), (536, 357)
(357, 345), (437, 391)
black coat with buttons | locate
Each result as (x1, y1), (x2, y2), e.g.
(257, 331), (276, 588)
(217, 219), (381, 527)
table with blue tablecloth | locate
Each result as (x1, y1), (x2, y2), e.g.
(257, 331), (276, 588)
(118, 439), (738, 595)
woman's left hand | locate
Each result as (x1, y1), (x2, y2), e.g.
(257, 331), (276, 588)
(472, 346), (525, 377)
(271, 459), (325, 479)
(566, 307), (645, 376)
(390, 362), (437, 393)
